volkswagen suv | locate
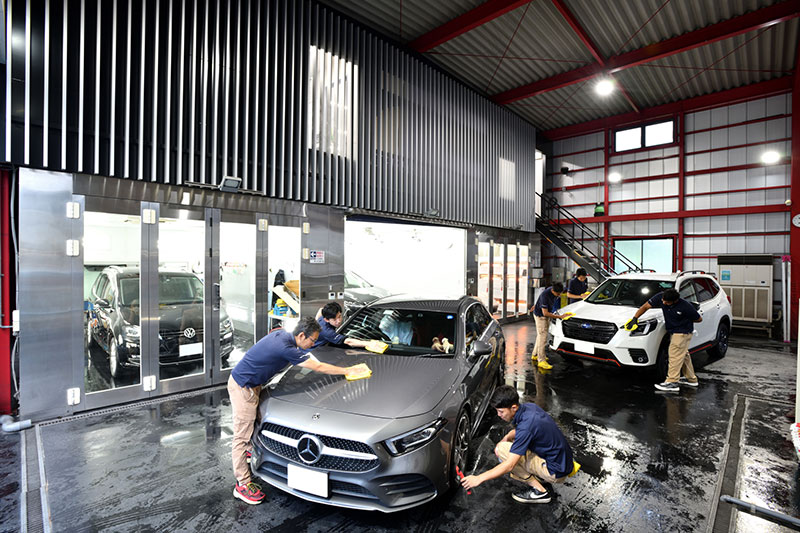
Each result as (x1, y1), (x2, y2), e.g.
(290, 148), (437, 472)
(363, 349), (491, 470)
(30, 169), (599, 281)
(549, 271), (732, 379)
(86, 267), (235, 377)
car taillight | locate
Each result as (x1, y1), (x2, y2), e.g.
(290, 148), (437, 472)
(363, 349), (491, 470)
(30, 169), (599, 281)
(726, 294), (731, 303)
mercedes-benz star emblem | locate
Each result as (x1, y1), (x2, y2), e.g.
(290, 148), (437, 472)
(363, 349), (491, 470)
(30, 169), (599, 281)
(312, 413), (321, 420)
(183, 327), (196, 339)
(297, 434), (322, 465)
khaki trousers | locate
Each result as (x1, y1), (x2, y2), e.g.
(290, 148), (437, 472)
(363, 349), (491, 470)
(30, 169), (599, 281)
(495, 441), (566, 484)
(228, 375), (261, 486)
(533, 316), (550, 361)
(665, 332), (697, 384)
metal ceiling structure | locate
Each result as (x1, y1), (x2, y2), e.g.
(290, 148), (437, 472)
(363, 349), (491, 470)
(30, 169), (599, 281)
(321, 0), (800, 134)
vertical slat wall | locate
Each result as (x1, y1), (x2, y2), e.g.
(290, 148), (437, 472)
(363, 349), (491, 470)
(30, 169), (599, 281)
(3, 0), (537, 230)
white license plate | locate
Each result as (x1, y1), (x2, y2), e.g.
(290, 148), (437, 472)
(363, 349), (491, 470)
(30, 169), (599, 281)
(572, 340), (594, 355)
(179, 342), (203, 357)
(287, 463), (329, 498)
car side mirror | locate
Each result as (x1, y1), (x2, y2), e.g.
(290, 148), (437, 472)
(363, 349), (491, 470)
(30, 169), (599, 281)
(95, 298), (110, 309)
(471, 340), (492, 357)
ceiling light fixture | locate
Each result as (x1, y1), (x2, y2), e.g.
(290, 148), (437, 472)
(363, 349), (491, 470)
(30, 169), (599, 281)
(608, 172), (622, 183)
(595, 78), (614, 96)
(761, 150), (780, 165)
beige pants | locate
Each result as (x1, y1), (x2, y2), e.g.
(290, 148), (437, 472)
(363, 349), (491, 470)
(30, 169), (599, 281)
(533, 316), (550, 361)
(665, 332), (697, 384)
(495, 441), (566, 484)
(228, 375), (261, 486)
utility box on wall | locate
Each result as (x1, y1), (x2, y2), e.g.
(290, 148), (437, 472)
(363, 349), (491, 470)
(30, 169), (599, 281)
(717, 254), (773, 334)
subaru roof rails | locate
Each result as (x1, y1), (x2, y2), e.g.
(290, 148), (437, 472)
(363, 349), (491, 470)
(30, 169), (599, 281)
(676, 270), (706, 278)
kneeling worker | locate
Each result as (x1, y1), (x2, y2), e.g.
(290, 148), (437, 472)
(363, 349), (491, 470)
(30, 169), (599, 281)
(228, 317), (360, 505)
(314, 302), (372, 348)
(461, 385), (575, 503)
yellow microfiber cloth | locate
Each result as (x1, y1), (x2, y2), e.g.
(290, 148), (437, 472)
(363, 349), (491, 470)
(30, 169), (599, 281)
(365, 340), (389, 354)
(623, 318), (639, 332)
(346, 363), (372, 381)
(568, 460), (581, 477)
(561, 312), (575, 321)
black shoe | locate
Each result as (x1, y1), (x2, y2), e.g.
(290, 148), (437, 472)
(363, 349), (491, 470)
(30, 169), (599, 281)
(512, 487), (551, 504)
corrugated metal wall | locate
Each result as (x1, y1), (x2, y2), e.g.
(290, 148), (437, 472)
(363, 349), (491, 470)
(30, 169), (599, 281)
(544, 92), (791, 300)
(3, 0), (536, 230)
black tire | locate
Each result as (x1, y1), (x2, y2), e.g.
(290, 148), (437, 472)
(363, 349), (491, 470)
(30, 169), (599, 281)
(86, 317), (96, 348)
(651, 341), (669, 383)
(109, 338), (125, 379)
(450, 409), (471, 490)
(707, 322), (730, 359)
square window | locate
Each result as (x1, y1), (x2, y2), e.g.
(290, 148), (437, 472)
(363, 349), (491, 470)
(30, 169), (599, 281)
(645, 121), (674, 147)
(615, 127), (641, 152)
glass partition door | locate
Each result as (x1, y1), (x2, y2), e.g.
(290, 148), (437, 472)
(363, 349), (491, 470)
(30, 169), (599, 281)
(477, 242), (490, 309)
(506, 245), (517, 317)
(220, 220), (257, 371)
(492, 243), (505, 319)
(268, 226), (303, 332)
(518, 246), (529, 314)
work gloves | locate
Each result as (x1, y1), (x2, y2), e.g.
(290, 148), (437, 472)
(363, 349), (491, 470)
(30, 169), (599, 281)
(623, 317), (639, 331)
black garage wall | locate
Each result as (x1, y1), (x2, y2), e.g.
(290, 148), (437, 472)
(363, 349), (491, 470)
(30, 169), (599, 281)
(3, 0), (537, 230)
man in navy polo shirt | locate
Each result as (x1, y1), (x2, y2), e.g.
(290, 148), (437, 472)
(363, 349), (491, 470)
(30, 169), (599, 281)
(530, 282), (566, 370)
(228, 317), (358, 505)
(313, 302), (372, 349)
(460, 385), (575, 504)
(627, 287), (702, 392)
(565, 268), (589, 304)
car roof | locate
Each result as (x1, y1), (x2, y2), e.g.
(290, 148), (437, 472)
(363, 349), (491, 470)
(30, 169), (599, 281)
(611, 271), (716, 282)
(369, 294), (476, 314)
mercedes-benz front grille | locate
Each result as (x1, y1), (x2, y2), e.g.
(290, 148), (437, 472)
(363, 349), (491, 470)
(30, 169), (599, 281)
(562, 318), (617, 344)
(259, 422), (380, 472)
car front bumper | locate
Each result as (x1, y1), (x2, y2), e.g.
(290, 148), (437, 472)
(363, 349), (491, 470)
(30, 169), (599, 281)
(549, 319), (665, 367)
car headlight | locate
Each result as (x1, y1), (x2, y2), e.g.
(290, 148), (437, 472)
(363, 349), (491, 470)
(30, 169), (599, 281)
(630, 318), (658, 336)
(124, 325), (140, 339)
(220, 317), (234, 334)
(384, 419), (446, 456)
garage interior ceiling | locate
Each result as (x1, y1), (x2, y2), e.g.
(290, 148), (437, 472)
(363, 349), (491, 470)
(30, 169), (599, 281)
(320, 0), (800, 132)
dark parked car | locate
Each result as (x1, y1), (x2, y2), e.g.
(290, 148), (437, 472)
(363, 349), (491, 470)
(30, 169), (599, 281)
(86, 266), (234, 377)
(343, 270), (391, 317)
(249, 295), (505, 512)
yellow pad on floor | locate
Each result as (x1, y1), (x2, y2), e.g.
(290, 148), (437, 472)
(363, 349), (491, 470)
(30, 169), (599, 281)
(365, 340), (389, 354)
(568, 460), (581, 477)
(346, 363), (372, 381)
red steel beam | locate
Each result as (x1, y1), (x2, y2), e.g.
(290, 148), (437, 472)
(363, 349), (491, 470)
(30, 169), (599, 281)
(543, 76), (792, 140)
(555, 203), (790, 224)
(410, 0), (531, 52)
(494, 1), (800, 105)
(791, 36), (800, 339)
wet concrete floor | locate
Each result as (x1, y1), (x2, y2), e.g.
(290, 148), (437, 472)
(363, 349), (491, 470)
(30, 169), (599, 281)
(2, 322), (799, 532)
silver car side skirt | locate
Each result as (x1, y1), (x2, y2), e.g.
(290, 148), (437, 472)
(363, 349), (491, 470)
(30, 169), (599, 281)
(261, 429), (379, 461)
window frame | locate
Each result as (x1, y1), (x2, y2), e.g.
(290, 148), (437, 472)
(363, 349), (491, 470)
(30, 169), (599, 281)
(611, 236), (676, 273)
(613, 118), (677, 154)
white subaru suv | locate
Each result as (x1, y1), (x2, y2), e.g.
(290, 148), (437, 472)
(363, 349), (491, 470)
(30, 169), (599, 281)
(548, 271), (732, 380)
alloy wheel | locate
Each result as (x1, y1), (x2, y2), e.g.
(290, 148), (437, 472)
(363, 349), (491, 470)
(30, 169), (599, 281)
(452, 411), (470, 482)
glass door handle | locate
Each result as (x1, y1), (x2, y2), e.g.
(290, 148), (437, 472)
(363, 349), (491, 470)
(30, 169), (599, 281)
(213, 283), (221, 310)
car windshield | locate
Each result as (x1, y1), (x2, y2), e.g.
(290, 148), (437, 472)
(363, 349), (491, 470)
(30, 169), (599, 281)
(119, 274), (204, 306)
(340, 307), (458, 356)
(586, 279), (675, 307)
(344, 271), (374, 289)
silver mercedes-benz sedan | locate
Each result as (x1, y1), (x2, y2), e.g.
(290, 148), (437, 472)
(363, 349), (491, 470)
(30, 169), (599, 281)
(249, 296), (505, 512)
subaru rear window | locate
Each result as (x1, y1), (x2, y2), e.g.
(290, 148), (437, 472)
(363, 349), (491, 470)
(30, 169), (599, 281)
(586, 279), (674, 307)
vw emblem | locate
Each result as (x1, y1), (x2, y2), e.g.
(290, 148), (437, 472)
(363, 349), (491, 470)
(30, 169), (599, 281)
(183, 327), (197, 339)
(580, 323), (593, 329)
(297, 434), (322, 465)
(312, 413), (321, 421)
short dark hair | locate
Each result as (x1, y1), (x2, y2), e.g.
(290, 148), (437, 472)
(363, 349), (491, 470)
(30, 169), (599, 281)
(321, 302), (343, 319)
(552, 282), (564, 293)
(662, 288), (680, 303)
(293, 316), (321, 337)
(576, 268), (587, 277)
(491, 385), (520, 409)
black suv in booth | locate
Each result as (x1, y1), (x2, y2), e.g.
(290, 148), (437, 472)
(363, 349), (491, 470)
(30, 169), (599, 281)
(86, 266), (235, 377)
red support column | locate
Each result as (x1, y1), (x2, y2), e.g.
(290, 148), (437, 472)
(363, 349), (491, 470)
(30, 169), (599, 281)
(790, 59), (800, 338)
(0, 170), (11, 414)
(677, 112), (685, 271)
(603, 127), (611, 268)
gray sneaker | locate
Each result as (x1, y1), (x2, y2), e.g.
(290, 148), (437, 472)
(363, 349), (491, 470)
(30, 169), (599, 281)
(512, 487), (552, 504)
(679, 377), (699, 388)
(654, 381), (680, 392)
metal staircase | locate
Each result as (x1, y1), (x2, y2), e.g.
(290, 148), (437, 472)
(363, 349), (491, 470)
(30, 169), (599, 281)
(535, 193), (641, 281)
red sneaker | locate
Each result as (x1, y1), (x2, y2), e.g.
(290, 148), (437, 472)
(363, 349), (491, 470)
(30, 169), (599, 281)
(233, 482), (265, 505)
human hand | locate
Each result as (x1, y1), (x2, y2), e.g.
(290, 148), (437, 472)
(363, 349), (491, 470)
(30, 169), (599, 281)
(461, 475), (482, 490)
(623, 317), (638, 331)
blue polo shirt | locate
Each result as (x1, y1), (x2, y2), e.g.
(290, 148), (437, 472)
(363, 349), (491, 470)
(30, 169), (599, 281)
(533, 288), (560, 317)
(313, 316), (346, 348)
(510, 403), (573, 479)
(567, 277), (588, 304)
(647, 292), (700, 334)
(231, 328), (311, 388)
